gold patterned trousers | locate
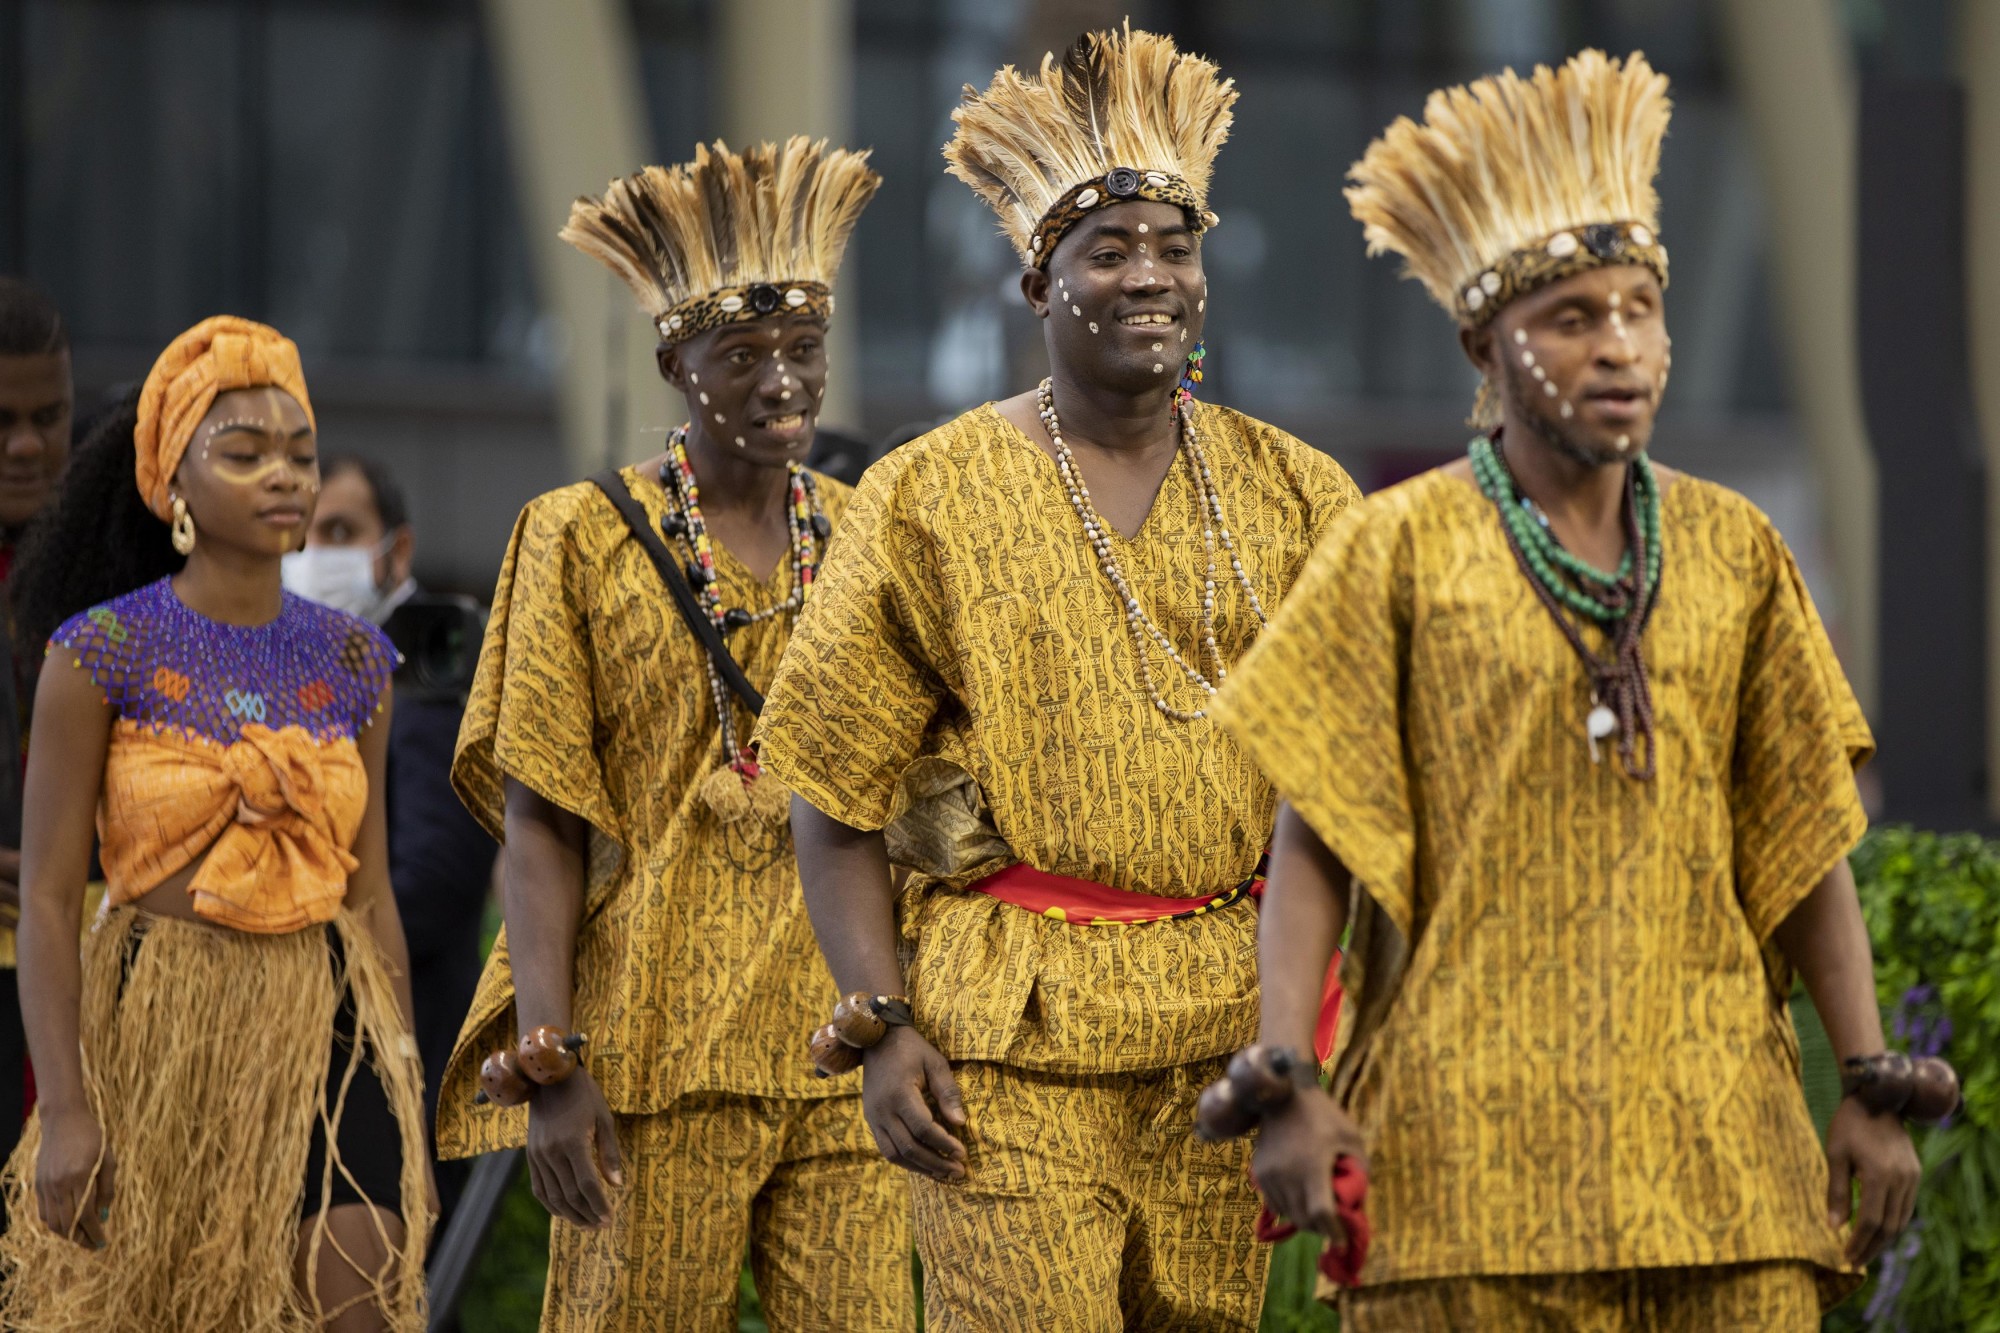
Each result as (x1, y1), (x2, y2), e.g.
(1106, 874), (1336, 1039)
(912, 1056), (1267, 1331)
(1342, 1261), (1822, 1332)
(541, 1092), (912, 1333)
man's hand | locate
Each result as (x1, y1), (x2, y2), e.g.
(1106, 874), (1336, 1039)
(1251, 1086), (1366, 1242)
(36, 1105), (115, 1249)
(1826, 1097), (1921, 1266)
(860, 1026), (968, 1182)
(525, 1068), (624, 1229)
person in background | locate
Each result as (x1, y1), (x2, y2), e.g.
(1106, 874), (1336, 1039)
(286, 454), (496, 1224)
(0, 277), (73, 1194)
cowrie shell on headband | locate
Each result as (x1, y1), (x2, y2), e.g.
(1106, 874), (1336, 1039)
(1546, 231), (1580, 258)
(785, 288), (808, 307)
(1076, 188), (1100, 208)
(719, 295), (744, 314)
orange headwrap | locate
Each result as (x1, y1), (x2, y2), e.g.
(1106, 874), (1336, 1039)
(134, 315), (316, 521)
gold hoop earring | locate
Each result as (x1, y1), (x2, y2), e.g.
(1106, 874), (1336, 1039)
(170, 495), (196, 555)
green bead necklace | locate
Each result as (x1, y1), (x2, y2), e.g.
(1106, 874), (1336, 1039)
(1469, 435), (1661, 623)
(1467, 433), (1662, 779)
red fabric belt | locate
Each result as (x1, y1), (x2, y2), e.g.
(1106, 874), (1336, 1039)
(967, 855), (1345, 1065)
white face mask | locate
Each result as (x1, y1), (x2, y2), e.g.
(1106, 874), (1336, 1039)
(283, 540), (392, 621)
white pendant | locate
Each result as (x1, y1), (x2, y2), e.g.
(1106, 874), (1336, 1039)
(1586, 704), (1616, 765)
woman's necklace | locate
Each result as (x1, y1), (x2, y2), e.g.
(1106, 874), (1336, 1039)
(1468, 433), (1662, 778)
(657, 425), (827, 799)
(1036, 378), (1266, 723)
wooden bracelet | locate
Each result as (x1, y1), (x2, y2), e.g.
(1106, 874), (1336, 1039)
(473, 1027), (588, 1105)
(1841, 1052), (1961, 1124)
(810, 992), (914, 1077)
(1195, 1044), (1319, 1141)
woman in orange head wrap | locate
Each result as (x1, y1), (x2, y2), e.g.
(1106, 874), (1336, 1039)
(0, 317), (432, 1330)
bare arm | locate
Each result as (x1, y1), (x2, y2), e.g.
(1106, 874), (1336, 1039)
(1249, 802), (1366, 1238)
(1773, 857), (1920, 1264)
(348, 687), (418, 1038)
(18, 656), (114, 1247)
(500, 778), (622, 1227)
(789, 796), (905, 995)
(791, 795), (966, 1179)
(1256, 803), (1352, 1054)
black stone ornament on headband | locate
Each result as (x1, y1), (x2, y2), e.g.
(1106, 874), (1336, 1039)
(655, 279), (835, 343)
(1025, 167), (1212, 268)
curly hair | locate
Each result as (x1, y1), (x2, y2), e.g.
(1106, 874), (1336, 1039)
(11, 385), (182, 653)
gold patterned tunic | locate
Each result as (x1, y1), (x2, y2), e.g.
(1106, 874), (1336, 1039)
(756, 401), (1359, 1073)
(1215, 467), (1872, 1288)
(436, 465), (853, 1156)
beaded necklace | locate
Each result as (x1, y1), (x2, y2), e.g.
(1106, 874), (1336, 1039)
(656, 425), (827, 783)
(1468, 433), (1661, 778)
(1036, 378), (1266, 723)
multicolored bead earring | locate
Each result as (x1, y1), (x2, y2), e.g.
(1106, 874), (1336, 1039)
(1173, 341), (1206, 417)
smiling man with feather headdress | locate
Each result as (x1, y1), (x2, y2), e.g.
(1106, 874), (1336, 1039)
(755, 23), (1360, 1329)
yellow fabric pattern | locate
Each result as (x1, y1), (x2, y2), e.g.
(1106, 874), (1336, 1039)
(1216, 468), (1872, 1289)
(756, 401), (1359, 1073)
(912, 1057), (1268, 1331)
(540, 1093), (911, 1333)
(1342, 1261), (1822, 1332)
(436, 466), (854, 1151)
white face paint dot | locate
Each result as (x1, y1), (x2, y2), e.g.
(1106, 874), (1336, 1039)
(1151, 342), (1163, 352)
(1520, 351), (1535, 367)
(781, 390), (792, 400)
(1143, 260), (1153, 269)
(735, 436), (746, 447)
(1180, 329), (1187, 343)
(1513, 329), (1528, 346)
(1607, 291), (1622, 309)
(1137, 222), (1149, 233)
(1560, 400), (1574, 419)
(1089, 322), (1099, 333)
(714, 412), (726, 423)
(699, 392), (710, 404)
(1543, 381), (1558, 397)
(1153, 363), (1165, 373)
(1072, 305), (1082, 316)
(1197, 299), (1205, 312)
(688, 372), (699, 384)
(1531, 366), (1546, 382)
(1616, 433), (1632, 452)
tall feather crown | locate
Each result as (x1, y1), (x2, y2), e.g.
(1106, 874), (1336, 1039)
(560, 136), (880, 343)
(945, 22), (1236, 267)
(1346, 50), (1672, 327)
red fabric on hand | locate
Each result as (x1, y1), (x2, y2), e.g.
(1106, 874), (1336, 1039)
(1252, 1155), (1370, 1288)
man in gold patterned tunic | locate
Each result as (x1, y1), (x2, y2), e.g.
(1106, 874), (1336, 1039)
(755, 26), (1358, 1331)
(1215, 52), (1921, 1331)
(433, 140), (911, 1332)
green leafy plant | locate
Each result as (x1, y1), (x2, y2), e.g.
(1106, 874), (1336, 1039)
(1821, 827), (2000, 1332)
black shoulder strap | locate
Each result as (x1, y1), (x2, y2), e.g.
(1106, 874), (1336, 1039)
(588, 469), (765, 715)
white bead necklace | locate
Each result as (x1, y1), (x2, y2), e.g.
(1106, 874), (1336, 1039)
(1036, 378), (1267, 722)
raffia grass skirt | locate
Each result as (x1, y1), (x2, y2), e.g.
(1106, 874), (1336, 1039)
(0, 906), (430, 1331)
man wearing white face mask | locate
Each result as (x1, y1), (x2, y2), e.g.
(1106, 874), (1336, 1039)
(289, 454), (497, 1241)
(285, 456), (417, 622)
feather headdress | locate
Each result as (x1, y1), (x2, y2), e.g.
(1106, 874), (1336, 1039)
(560, 136), (880, 343)
(1346, 50), (1672, 327)
(945, 22), (1236, 267)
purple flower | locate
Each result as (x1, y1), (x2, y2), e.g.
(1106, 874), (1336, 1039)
(1863, 1223), (1923, 1324)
